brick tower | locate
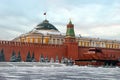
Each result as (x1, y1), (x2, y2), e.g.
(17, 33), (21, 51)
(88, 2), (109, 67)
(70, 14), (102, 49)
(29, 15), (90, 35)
(65, 20), (78, 60)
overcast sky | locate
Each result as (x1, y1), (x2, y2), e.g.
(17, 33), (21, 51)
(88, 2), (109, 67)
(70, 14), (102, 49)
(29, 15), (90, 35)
(0, 0), (120, 40)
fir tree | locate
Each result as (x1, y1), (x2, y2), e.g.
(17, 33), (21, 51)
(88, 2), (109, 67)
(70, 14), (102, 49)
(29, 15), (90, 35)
(40, 54), (45, 62)
(55, 56), (59, 63)
(31, 52), (36, 62)
(17, 51), (21, 62)
(1, 53), (5, 61)
(0, 49), (5, 61)
(26, 51), (32, 62)
(10, 51), (17, 62)
(0, 52), (2, 62)
(1, 49), (3, 53)
(32, 52), (34, 60)
(45, 56), (49, 62)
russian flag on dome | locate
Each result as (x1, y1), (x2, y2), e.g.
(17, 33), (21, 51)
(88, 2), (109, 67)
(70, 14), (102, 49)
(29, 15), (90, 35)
(44, 12), (46, 15)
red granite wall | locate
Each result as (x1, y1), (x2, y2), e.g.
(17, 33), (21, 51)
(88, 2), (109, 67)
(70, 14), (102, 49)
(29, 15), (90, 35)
(78, 46), (120, 60)
(64, 42), (78, 60)
(0, 41), (67, 61)
(1, 40), (120, 63)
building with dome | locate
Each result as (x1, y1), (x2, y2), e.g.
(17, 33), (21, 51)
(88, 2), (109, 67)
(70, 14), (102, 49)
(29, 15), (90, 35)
(0, 18), (120, 66)
(13, 19), (120, 49)
(13, 19), (64, 45)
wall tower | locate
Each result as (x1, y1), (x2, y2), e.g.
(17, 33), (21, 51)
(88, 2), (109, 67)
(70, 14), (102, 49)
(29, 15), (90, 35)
(65, 20), (78, 60)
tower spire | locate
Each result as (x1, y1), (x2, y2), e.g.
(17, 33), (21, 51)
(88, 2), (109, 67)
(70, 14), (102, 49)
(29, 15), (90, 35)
(69, 18), (72, 24)
(66, 20), (75, 38)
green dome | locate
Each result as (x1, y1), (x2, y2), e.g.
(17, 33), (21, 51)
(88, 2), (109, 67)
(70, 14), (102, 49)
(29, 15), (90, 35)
(35, 20), (59, 31)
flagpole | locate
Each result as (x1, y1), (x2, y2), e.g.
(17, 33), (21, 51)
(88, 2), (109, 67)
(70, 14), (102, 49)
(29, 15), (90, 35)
(45, 14), (47, 20)
(44, 12), (47, 20)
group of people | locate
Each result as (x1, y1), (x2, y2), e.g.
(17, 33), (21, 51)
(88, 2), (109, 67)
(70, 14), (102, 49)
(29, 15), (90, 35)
(40, 55), (74, 66)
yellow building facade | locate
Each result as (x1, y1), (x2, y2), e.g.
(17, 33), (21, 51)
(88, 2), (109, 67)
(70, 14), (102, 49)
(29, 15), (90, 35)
(77, 37), (120, 49)
(13, 19), (120, 49)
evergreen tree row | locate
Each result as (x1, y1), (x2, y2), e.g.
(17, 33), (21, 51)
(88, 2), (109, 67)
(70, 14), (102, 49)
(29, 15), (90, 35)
(0, 49), (58, 62)
(10, 51), (21, 62)
(10, 51), (36, 62)
(26, 51), (36, 62)
(0, 49), (69, 64)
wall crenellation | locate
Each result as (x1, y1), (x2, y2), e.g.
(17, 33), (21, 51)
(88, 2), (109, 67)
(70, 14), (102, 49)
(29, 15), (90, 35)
(0, 40), (66, 48)
(0, 40), (67, 62)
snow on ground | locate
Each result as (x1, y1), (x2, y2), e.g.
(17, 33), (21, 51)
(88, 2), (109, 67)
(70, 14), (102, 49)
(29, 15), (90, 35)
(0, 63), (120, 80)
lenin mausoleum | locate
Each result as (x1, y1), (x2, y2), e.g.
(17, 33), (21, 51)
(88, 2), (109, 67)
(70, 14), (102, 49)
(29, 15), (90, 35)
(0, 17), (120, 66)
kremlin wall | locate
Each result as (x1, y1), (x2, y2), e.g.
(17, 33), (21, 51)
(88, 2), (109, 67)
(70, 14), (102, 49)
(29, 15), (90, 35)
(0, 19), (120, 66)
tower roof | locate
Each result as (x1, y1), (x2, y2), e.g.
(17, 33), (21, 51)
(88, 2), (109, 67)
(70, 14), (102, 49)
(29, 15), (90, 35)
(66, 20), (75, 38)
